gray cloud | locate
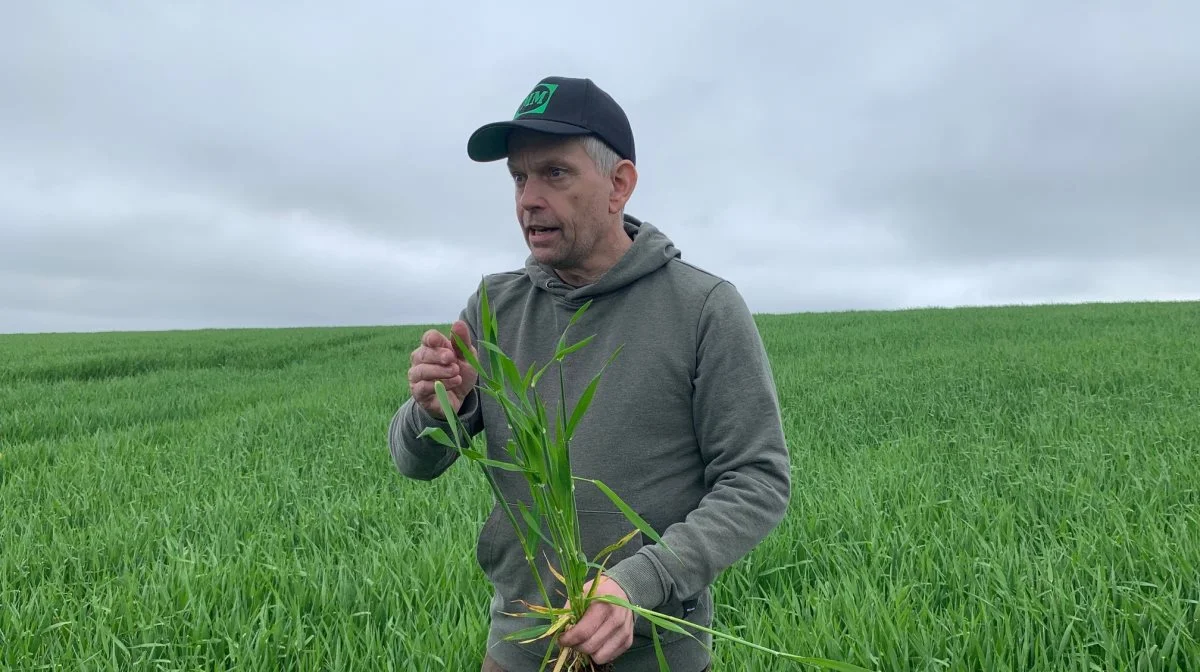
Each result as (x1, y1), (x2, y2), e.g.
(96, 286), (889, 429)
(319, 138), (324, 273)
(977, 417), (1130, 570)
(2, 2), (1199, 334)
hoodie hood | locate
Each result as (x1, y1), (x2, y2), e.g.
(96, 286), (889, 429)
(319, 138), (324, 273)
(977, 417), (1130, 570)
(524, 214), (682, 306)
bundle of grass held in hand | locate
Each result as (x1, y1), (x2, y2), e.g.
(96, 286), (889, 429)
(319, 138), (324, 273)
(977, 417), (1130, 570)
(419, 280), (869, 672)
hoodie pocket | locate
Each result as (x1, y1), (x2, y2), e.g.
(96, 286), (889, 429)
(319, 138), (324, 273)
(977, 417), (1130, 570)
(475, 504), (503, 576)
(576, 509), (646, 571)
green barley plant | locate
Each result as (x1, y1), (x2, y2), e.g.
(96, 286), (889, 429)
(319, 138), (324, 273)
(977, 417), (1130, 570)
(419, 280), (869, 672)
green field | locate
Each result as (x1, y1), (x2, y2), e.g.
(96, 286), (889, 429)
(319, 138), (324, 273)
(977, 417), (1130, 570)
(2, 300), (1199, 671)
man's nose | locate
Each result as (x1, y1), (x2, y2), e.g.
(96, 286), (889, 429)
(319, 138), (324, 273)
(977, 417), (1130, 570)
(518, 179), (545, 211)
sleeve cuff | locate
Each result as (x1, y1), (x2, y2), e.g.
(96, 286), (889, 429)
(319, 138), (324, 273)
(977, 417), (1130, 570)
(605, 550), (667, 612)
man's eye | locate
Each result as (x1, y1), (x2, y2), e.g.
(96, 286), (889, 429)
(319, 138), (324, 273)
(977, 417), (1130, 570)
(549, 167), (565, 178)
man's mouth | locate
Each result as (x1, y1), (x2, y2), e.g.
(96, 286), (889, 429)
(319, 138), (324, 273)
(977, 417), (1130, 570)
(527, 225), (560, 241)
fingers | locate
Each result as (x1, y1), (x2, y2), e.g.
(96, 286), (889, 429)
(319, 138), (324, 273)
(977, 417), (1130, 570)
(450, 320), (473, 357)
(561, 607), (629, 664)
(411, 344), (455, 366)
(408, 325), (477, 418)
(421, 328), (451, 350)
(409, 358), (463, 396)
(411, 378), (464, 401)
(413, 326), (475, 366)
(408, 348), (458, 402)
(408, 362), (459, 384)
(591, 624), (634, 664)
(411, 380), (461, 405)
(559, 608), (601, 648)
(581, 619), (622, 659)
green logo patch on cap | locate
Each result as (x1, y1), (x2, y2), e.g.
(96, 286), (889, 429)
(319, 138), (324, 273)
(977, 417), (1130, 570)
(514, 83), (559, 118)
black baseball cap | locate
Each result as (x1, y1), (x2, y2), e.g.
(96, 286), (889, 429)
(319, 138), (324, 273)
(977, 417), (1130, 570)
(466, 76), (636, 164)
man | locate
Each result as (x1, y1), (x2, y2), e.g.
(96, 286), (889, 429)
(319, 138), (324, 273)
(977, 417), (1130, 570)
(389, 76), (791, 671)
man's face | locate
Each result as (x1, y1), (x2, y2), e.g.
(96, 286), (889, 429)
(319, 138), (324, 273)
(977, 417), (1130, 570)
(505, 131), (612, 271)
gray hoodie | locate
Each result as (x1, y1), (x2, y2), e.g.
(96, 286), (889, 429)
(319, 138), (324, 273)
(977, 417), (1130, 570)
(389, 215), (791, 671)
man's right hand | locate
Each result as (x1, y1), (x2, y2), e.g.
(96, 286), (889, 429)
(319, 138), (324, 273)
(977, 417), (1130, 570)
(408, 320), (479, 420)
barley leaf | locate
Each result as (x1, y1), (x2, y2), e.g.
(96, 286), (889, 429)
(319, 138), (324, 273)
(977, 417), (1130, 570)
(416, 426), (455, 450)
(502, 624), (555, 643)
(565, 345), (622, 440)
(432, 382), (462, 448)
(590, 527), (640, 567)
(477, 281), (502, 378)
(476, 339), (509, 359)
(477, 341), (526, 396)
(555, 414), (567, 475)
(529, 359), (557, 389)
(567, 299), (592, 327)
(517, 501), (552, 548)
(501, 606), (562, 620)
(554, 300), (592, 353)
(592, 595), (875, 671)
(517, 613), (572, 644)
(554, 334), (595, 361)
(534, 396), (554, 478)
(522, 361), (538, 391)
(651, 625), (669, 672)
(458, 449), (527, 474)
(564, 368), (605, 440)
(597, 598), (690, 636)
(449, 331), (487, 385)
(552, 439), (574, 516)
(545, 558), (567, 587)
(478, 278), (497, 343)
(493, 394), (538, 461)
(501, 439), (527, 469)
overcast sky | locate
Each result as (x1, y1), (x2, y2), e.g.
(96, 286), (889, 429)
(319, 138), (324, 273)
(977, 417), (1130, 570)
(3, 2), (1198, 334)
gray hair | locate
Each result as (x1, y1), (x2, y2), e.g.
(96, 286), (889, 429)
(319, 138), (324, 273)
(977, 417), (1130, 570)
(579, 135), (627, 219)
(580, 135), (622, 177)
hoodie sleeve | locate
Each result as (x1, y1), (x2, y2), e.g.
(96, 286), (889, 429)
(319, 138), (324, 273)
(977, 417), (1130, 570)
(388, 292), (486, 481)
(605, 280), (792, 612)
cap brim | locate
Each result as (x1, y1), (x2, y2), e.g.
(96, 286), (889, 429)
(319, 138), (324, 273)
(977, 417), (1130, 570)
(467, 118), (592, 162)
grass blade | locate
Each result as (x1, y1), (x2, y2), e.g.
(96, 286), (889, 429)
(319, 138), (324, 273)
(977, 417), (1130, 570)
(590, 527), (640, 567)
(592, 595), (874, 671)
(450, 330), (488, 386)
(565, 345), (622, 440)
(432, 382), (462, 447)
(477, 341), (528, 399)
(503, 624), (555, 642)
(459, 450), (528, 474)
(522, 361), (538, 391)
(520, 613), (572, 643)
(517, 501), (553, 549)
(416, 426), (455, 449)
(554, 300), (593, 353)
(651, 626), (669, 672)
(554, 334), (595, 361)
(477, 280), (503, 379)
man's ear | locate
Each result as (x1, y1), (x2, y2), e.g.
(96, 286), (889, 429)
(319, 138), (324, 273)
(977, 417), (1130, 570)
(608, 160), (638, 214)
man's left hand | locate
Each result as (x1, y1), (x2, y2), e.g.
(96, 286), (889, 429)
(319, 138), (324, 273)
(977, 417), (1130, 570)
(559, 576), (634, 664)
